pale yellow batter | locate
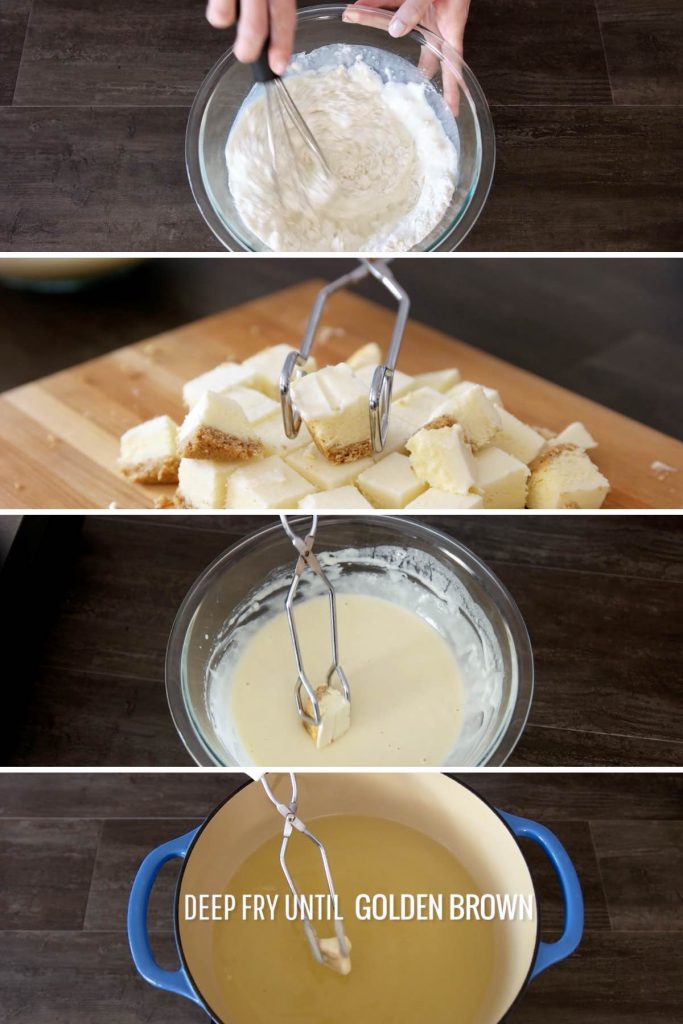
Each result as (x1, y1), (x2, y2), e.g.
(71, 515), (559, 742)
(217, 593), (463, 766)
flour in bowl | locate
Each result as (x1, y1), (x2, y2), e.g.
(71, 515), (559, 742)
(226, 57), (457, 251)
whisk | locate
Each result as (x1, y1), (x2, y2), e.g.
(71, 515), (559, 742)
(248, 31), (333, 205)
(260, 772), (350, 970)
(279, 514), (351, 730)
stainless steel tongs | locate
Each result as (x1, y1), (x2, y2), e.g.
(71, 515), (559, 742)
(260, 772), (349, 966)
(279, 259), (410, 453)
(279, 514), (350, 729)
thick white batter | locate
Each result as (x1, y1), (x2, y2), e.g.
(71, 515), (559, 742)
(214, 592), (463, 766)
(226, 58), (457, 252)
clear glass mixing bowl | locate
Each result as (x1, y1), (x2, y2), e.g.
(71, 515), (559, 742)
(186, 4), (495, 252)
(166, 516), (533, 767)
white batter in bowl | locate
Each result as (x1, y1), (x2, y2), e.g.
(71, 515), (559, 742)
(226, 47), (458, 252)
(166, 518), (533, 768)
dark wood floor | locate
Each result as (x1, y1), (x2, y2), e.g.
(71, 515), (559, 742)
(0, 772), (680, 1022)
(1, 258), (681, 440)
(5, 513), (682, 768)
(0, 0), (681, 250)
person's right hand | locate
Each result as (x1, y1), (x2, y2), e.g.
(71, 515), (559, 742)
(205, 0), (296, 76)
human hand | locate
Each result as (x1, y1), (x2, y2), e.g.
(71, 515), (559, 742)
(205, 0), (296, 76)
(347, 0), (470, 113)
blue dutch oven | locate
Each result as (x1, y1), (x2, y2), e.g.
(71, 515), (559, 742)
(129, 774), (583, 1021)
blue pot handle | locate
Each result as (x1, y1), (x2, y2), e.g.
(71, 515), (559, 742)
(499, 810), (584, 979)
(127, 827), (202, 1004)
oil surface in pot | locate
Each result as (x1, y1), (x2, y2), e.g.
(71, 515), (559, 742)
(210, 814), (496, 1024)
(219, 593), (463, 766)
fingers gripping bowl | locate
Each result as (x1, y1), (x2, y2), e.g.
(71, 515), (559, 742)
(166, 517), (533, 767)
(186, 5), (495, 252)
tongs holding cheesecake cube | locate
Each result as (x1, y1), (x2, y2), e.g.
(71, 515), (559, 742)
(279, 514), (350, 739)
(260, 772), (351, 972)
(279, 259), (410, 454)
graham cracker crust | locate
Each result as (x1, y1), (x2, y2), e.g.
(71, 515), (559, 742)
(178, 425), (263, 462)
(311, 434), (373, 464)
(120, 456), (179, 485)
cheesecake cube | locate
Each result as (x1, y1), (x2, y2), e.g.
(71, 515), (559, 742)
(355, 363), (416, 401)
(225, 386), (280, 425)
(347, 342), (381, 370)
(291, 364), (372, 463)
(527, 444), (609, 509)
(286, 442), (373, 490)
(303, 686), (351, 749)
(241, 343), (317, 399)
(407, 424), (477, 495)
(319, 935), (352, 976)
(118, 415), (179, 484)
(356, 452), (426, 508)
(493, 409), (546, 465)
(446, 380), (503, 408)
(405, 489), (483, 510)
(177, 457), (242, 509)
(177, 391), (263, 461)
(413, 368), (461, 393)
(554, 421), (598, 450)
(299, 486), (372, 510)
(429, 383), (501, 451)
(474, 447), (530, 509)
(226, 455), (313, 509)
(182, 362), (253, 408)
(392, 386), (443, 435)
(374, 410), (417, 457)
(256, 411), (311, 457)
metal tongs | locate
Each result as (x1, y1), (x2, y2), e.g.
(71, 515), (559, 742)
(280, 514), (350, 729)
(279, 259), (410, 454)
(260, 772), (349, 966)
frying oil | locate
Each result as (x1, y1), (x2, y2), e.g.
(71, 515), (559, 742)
(211, 815), (497, 1024)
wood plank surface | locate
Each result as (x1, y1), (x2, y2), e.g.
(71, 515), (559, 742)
(0, 280), (681, 509)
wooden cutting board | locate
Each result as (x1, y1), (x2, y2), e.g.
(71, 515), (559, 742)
(0, 279), (681, 509)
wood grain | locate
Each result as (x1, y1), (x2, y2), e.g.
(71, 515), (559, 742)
(0, 281), (681, 509)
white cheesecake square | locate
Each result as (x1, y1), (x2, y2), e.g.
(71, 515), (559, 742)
(291, 364), (372, 463)
(494, 408), (546, 465)
(527, 445), (609, 509)
(286, 442), (373, 490)
(182, 362), (253, 408)
(474, 447), (530, 509)
(119, 415), (179, 485)
(446, 380), (503, 408)
(405, 489), (483, 510)
(413, 368), (461, 393)
(347, 342), (381, 369)
(430, 383), (501, 451)
(354, 363), (416, 400)
(226, 455), (313, 509)
(256, 411), (311, 457)
(392, 386), (443, 435)
(299, 486), (372, 510)
(554, 421), (598, 450)
(356, 452), (426, 508)
(177, 391), (263, 461)
(226, 386), (280, 425)
(407, 424), (477, 495)
(241, 343), (317, 399)
(177, 457), (243, 509)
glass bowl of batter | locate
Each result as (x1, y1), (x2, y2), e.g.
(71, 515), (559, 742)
(166, 516), (533, 767)
(186, 4), (494, 252)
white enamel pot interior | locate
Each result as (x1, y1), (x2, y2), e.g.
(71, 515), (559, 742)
(128, 774), (584, 1023)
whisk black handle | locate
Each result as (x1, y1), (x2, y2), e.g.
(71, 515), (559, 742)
(252, 39), (276, 83)
(233, 1), (277, 82)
